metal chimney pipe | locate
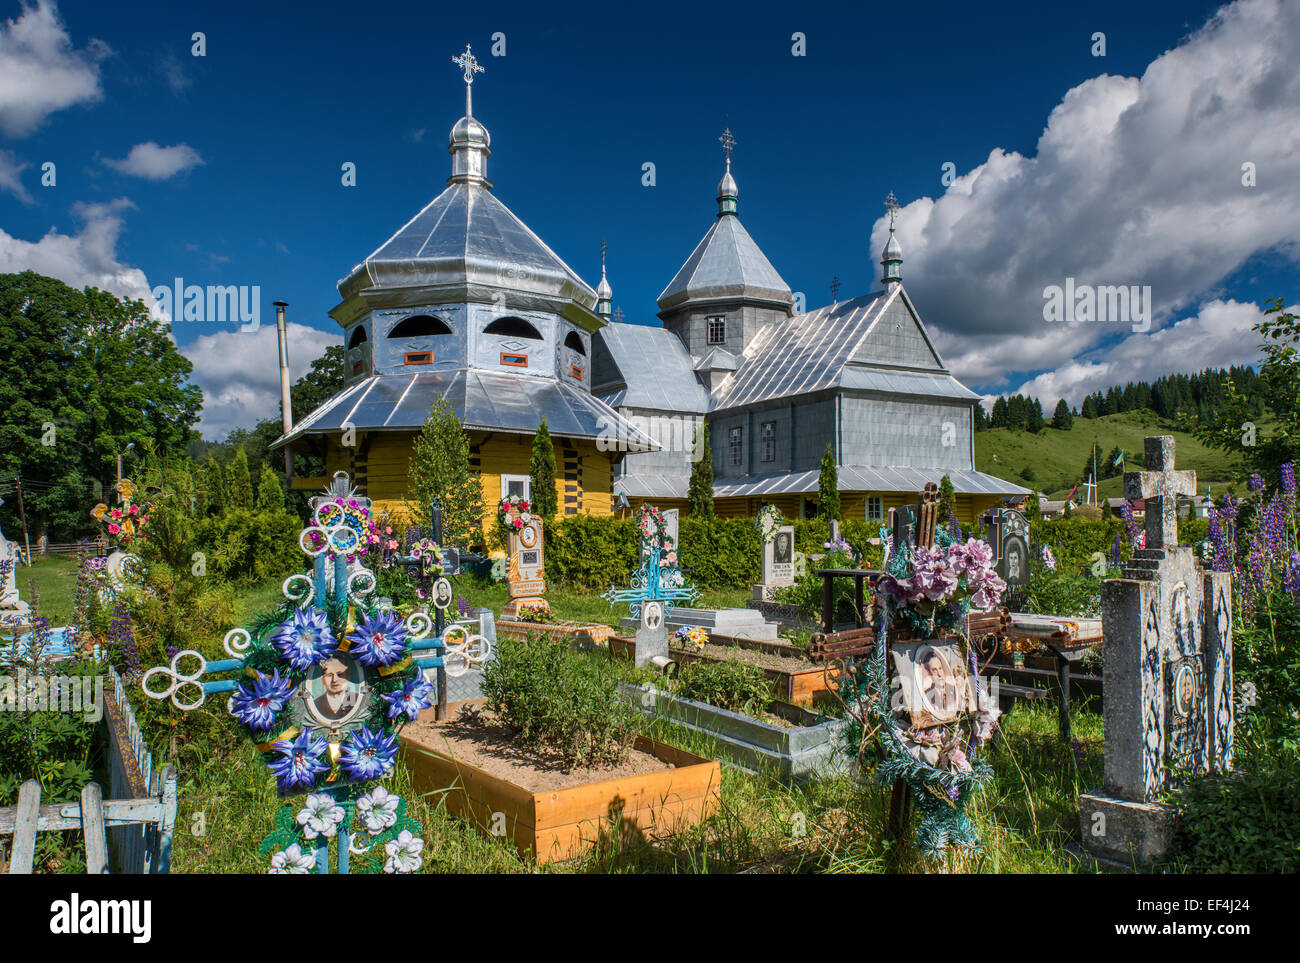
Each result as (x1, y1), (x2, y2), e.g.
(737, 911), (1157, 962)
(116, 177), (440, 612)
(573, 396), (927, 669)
(274, 300), (293, 479)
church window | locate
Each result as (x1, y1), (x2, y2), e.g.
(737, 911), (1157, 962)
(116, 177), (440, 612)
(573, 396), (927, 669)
(348, 325), (368, 349)
(404, 351), (433, 365)
(707, 316), (726, 345)
(485, 316), (544, 340)
(564, 331), (587, 355)
(866, 496), (883, 522)
(760, 422), (776, 462)
(728, 427), (742, 466)
(569, 364), (583, 380)
(501, 474), (530, 501)
(500, 353), (528, 367)
(389, 315), (453, 338)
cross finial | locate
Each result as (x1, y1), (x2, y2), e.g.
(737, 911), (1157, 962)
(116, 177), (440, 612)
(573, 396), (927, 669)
(830, 275), (841, 302)
(452, 44), (484, 115)
(1124, 436), (1197, 551)
(601, 238), (608, 269)
(884, 190), (899, 229)
(613, 306), (625, 323)
(719, 127), (736, 168)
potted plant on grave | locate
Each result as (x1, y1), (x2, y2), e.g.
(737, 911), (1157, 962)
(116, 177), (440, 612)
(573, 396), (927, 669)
(840, 530), (1006, 855)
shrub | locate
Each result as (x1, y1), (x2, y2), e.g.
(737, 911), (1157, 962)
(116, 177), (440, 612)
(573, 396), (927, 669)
(481, 637), (646, 769)
(1168, 762), (1300, 872)
(772, 549), (861, 618)
(674, 658), (773, 718)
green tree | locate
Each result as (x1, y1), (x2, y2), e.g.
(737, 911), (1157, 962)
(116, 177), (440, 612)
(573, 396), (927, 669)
(257, 464), (285, 512)
(529, 416), (557, 526)
(408, 399), (484, 549)
(816, 444), (840, 521)
(687, 422), (715, 517)
(225, 448), (254, 510)
(1052, 398), (1073, 430)
(937, 474), (956, 522)
(0, 272), (202, 541)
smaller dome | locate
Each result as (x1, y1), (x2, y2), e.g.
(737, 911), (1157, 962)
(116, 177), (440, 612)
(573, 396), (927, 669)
(450, 115), (490, 148)
(716, 169), (738, 199)
(596, 273), (613, 299)
(882, 230), (902, 261)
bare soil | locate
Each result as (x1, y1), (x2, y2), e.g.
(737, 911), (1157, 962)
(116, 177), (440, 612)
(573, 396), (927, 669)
(673, 640), (814, 674)
(402, 707), (672, 793)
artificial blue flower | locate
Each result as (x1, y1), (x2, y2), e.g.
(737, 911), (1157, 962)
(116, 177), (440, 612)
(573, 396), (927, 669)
(271, 608), (337, 671)
(269, 727), (331, 792)
(349, 610), (409, 667)
(339, 725), (398, 781)
(380, 673), (435, 722)
(230, 669), (295, 732)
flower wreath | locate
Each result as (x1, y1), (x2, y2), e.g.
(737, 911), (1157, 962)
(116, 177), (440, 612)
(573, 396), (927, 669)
(497, 494), (532, 536)
(306, 497), (381, 564)
(90, 496), (151, 549)
(754, 504), (783, 544)
(259, 785), (426, 874)
(635, 505), (678, 563)
(226, 599), (432, 796)
(839, 526), (1004, 856)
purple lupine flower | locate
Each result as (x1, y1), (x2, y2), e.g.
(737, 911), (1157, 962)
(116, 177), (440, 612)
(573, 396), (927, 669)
(339, 725), (398, 781)
(1207, 510), (1230, 572)
(1285, 554), (1300, 597)
(455, 594), (470, 618)
(1119, 500), (1141, 544)
(1261, 495), (1288, 561)
(1248, 473), (1265, 494)
(1281, 463), (1297, 497)
(1110, 531), (1123, 568)
(110, 603), (139, 681)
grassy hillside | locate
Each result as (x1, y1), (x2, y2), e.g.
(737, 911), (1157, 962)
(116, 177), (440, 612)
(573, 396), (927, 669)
(974, 409), (1256, 500)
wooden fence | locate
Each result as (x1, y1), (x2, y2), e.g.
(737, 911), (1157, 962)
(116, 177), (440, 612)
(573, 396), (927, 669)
(0, 661), (178, 874)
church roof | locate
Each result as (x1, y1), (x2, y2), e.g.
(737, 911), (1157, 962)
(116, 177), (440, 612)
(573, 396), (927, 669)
(693, 347), (739, 372)
(656, 215), (793, 311)
(272, 369), (658, 448)
(337, 182), (597, 308)
(713, 466), (1028, 498)
(710, 289), (975, 411)
(592, 322), (709, 414)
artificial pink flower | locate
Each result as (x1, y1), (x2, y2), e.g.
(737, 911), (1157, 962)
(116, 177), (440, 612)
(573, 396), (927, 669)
(108, 523), (120, 534)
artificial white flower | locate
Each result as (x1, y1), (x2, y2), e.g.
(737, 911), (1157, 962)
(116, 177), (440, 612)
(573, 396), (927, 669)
(296, 793), (345, 839)
(383, 829), (425, 874)
(269, 843), (316, 874)
(356, 785), (400, 834)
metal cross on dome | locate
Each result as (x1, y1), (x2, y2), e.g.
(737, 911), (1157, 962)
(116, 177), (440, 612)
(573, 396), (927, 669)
(884, 190), (899, 229)
(719, 126), (736, 165)
(453, 44), (484, 84)
(830, 275), (841, 302)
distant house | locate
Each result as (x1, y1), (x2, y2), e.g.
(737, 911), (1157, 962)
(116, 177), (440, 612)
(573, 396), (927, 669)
(1179, 494), (1211, 519)
(1105, 497), (1146, 519)
(1038, 499), (1075, 519)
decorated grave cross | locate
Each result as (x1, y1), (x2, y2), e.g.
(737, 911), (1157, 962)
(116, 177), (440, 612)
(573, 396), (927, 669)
(603, 505), (698, 668)
(1124, 436), (1197, 551)
(141, 472), (491, 874)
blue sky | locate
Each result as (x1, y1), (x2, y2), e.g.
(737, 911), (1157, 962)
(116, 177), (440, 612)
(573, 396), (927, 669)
(2, 0), (1296, 437)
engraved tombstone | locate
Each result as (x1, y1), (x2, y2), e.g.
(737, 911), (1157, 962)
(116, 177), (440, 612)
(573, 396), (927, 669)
(763, 525), (796, 591)
(1079, 436), (1233, 866)
(988, 508), (1031, 588)
(503, 516), (550, 620)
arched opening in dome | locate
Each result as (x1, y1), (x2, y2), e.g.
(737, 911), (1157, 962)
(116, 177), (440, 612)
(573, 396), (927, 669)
(347, 325), (368, 349)
(389, 315), (453, 338)
(483, 316), (543, 340)
(563, 331), (586, 356)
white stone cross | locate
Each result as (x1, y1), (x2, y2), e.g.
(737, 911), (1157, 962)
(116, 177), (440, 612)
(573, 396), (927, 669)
(1123, 436), (1196, 550)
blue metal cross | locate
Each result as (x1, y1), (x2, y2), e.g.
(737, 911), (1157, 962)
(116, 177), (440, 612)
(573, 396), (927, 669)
(603, 542), (698, 620)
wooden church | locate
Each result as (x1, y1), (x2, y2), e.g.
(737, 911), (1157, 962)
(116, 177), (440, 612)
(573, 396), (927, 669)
(273, 47), (1024, 529)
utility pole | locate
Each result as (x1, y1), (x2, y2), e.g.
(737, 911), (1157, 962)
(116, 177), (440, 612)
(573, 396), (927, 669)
(14, 479), (31, 567)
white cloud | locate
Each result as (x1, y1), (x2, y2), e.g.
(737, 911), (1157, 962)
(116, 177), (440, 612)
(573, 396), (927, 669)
(872, 0), (1300, 388)
(159, 52), (189, 94)
(0, 196), (156, 306)
(103, 142), (204, 180)
(0, 149), (32, 202)
(181, 322), (339, 439)
(1005, 299), (1272, 408)
(0, 0), (108, 137)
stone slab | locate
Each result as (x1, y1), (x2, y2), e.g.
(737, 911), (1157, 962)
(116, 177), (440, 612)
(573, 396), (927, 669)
(620, 606), (779, 641)
(1078, 790), (1178, 867)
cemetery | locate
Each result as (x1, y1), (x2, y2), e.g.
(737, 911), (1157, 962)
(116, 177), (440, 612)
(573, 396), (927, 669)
(1, 13), (1297, 887)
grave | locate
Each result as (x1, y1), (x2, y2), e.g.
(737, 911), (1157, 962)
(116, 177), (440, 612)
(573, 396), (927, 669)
(753, 524), (796, 602)
(501, 514), (551, 622)
(1078, 436), (1233, 867)
(0, 504), (30, 628)
(605, 505), (698, 669)
(985, 507), (1031, 590)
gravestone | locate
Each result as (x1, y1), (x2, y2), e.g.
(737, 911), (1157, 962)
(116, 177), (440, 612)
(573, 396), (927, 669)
(986, 508), (1031, 589)
(1078, 436), (1233, 866)
(662, 509), (680, 557)
(891, 505), (917, 553)
(605, 505), (698, 669)
(754, 526), (795, 601)
(0, 509), (29, 627)
(502, 516), (551, 621)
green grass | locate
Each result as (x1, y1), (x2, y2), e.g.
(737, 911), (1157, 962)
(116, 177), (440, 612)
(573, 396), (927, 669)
(449, 578), (750, 626)
(975, 409), (1261, 498)
(11, 553), (79, 626)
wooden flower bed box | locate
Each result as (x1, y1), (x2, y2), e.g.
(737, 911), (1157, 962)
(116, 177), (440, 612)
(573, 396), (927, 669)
(399, 701), (721, 863)
(620, 683), (848, 782)
(609, 635), (833, 706)
(495, 618), (616, 647)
